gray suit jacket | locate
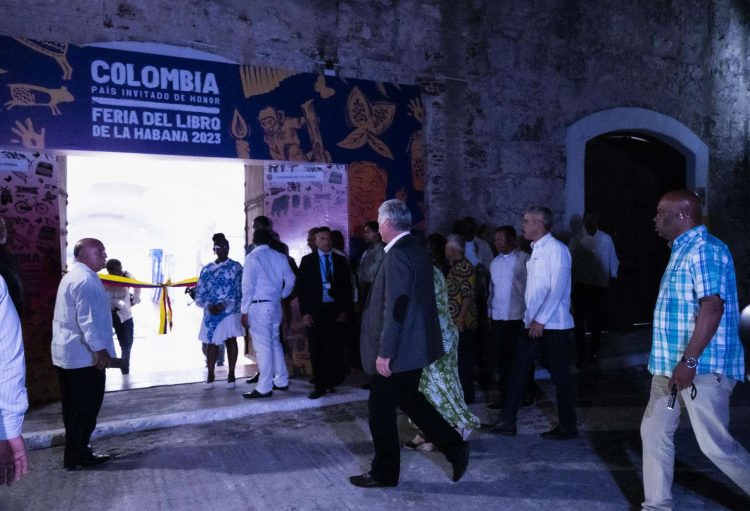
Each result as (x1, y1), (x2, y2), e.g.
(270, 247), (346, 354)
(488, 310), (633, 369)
(359, 234), (444, 374)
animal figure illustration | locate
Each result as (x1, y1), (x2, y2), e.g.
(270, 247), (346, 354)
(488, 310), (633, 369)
(5, 84), (74, 116)
(14, 38), (72, 80)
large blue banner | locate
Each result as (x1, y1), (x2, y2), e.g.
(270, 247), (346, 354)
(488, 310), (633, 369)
(0, 35), (427, 233)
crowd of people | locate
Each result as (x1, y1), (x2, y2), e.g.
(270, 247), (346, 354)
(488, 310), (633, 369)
(0, 190), (748, 508)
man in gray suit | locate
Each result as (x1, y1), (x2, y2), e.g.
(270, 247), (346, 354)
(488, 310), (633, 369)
(349, 199), (470, 488)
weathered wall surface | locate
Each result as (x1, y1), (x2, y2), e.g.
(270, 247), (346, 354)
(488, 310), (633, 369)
(0, 0), (747, 299)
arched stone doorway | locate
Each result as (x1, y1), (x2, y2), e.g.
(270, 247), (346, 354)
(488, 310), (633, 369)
(565, 108), (708, 328)
(565, 107), (708, 224)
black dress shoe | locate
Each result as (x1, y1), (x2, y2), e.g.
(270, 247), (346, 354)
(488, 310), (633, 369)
(243, 389), (272, 399)
(308, 390), (325, 399)
(540, 426), (578, 440)
(246, 373), (259, 384)
(451, 442), (470, 482)
(348, 472), (397, 488)
(65, 451), (110, 470)
(488, 420), (517, 436)
(63, 461), (81, 471)
(273, 384), (289, 391)
(486, 401), (503, 411)
(80, 452), (111, 466)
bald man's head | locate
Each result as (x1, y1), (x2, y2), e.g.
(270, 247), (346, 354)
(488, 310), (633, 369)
(661, 190), (702, 221)
(74, 238), (107, 272)
(654, 190), (702, 242)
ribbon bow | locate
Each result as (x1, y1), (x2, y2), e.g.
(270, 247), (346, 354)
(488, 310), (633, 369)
(99, 274), (198, 334)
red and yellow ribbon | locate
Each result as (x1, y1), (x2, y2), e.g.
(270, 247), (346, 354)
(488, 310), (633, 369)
(98, 274), (198, 334)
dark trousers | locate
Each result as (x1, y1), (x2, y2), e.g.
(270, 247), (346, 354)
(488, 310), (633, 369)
(572, 283), (607, 362)
(307, 303), (348, 392)
(112, 313), (134, 374)
(368, 369), (464, 484)
(493, 319), (535, 398)
(500, 329), (577, 431)
(457, 328), (477, 403)
(56, 366), (106, 466)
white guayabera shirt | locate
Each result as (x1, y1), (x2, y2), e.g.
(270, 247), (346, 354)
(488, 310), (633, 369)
(524, 233), (574, 330)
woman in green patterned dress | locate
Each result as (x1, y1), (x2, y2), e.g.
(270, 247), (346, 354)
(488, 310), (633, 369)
(406, 234), (480, 450)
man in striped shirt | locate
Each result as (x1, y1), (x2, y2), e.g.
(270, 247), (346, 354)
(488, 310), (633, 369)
(0, 275), (29, 485)
(641, 190), (750, 510)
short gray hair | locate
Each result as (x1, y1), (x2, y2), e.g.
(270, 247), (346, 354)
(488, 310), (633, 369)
(445, 233), (465, 252)
(378, 199), (412, 231)
(525, 205), (553, 231)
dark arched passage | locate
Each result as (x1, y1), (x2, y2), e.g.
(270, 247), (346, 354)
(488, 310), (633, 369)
(584, 132), (686, 327)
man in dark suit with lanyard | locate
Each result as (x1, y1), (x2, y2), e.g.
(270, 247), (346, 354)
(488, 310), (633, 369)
(297, 226), (354, 399)
(350, 199), (470, 488)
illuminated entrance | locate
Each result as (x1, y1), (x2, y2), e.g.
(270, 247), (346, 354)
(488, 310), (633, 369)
(66, 153), (251, 391)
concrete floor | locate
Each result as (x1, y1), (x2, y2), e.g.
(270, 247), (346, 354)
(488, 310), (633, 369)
(6, 329), (750, 510)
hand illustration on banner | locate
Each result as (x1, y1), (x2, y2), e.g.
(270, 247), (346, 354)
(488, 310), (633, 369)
(10, 119), (45, 150)
(14, 38), (73, 80)
(5, 84), (74, 116)
(337, 87), (395, 160)
(407, 97), (425, 124)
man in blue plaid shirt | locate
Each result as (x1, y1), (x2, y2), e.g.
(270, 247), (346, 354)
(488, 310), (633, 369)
(641, 190), (750, 510)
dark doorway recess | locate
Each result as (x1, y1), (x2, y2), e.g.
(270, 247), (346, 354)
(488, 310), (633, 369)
(584, 132), (687, 328)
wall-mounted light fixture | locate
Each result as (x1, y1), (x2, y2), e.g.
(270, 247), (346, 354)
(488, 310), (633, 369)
(322, 59), (337, 77)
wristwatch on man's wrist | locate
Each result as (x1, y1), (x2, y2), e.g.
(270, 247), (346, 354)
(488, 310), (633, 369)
(680, 355), (698, 369)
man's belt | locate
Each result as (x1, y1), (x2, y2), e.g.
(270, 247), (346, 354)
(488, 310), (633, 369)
(251, 299), (271, 304)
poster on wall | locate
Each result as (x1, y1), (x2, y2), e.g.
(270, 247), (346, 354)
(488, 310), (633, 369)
(0, 35), (426, 235)
(264, 162), (348, 263)
(0, 150), (61, 401)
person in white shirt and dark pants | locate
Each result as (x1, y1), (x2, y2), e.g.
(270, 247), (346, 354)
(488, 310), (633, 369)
(51, 238), (115, 470)
(569, 211), (619, 367)
(485, 226), (535, 411)
(490, 207), (577, 440)
(241, 229), (296, 399)
(103, 259), (141, 375)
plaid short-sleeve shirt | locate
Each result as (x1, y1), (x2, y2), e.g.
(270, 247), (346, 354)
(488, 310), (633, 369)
(649, 225), (745, 380)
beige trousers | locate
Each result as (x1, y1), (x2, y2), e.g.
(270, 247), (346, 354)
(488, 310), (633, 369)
(640, 374), (750, 510)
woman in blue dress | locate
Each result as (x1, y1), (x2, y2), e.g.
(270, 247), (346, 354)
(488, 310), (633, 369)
(195, 233), (244, 388)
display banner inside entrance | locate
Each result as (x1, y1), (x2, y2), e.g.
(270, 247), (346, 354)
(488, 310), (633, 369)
(264, 162), (348, 263)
